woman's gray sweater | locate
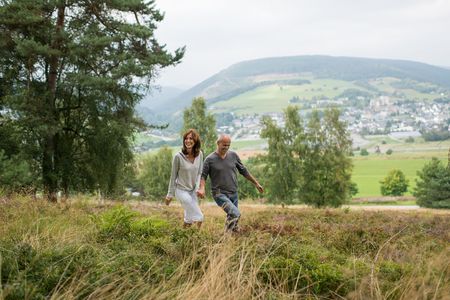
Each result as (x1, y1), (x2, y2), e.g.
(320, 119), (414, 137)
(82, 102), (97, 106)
(167, 151), (203, 198)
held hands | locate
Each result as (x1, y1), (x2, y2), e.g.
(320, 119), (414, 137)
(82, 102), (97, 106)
(197, 188), (205, 199)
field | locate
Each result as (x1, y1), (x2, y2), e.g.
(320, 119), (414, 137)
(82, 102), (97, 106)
(368, 78), (439, 101)
(352, 140), (449, 197)
(228, 138), (449, 198)
(353, 157), (441, 197)
(212, 79), (362, 114)
(0, 197), (449, 299)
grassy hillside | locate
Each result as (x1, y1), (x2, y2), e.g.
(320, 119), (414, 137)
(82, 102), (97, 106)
(211, 79), (367, 114)
(211, 77), (447, 115)
(1, 198), (448, 299)
(157, 55), (450, 114)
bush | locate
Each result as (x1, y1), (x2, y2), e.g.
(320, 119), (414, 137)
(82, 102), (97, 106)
(380, 169), (409, 196)
(405, 136), (415, 143)
(414, 158), (450, 208)
(96, 205), (171, 240)
(137, 147), (173, 200)
(360, 149), (369, 156)
(386, 149), (393, 155)
(259, 245), (349, 295)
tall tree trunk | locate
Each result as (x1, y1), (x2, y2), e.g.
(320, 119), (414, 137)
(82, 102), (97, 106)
(43, 5), (65, 202)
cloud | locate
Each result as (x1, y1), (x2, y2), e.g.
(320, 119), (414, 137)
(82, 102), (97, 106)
(154, 0), (450, 87)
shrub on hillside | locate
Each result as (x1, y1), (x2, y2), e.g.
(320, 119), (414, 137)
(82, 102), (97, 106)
(380, 169), (409, 196)
(360, 149), (369, 156)
(414, 158), (450, 208)
(386, 149), (393, 155)
(137, 147), (172, 200)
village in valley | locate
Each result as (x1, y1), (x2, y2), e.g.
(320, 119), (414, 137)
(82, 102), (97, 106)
(137, 94), (450, 152)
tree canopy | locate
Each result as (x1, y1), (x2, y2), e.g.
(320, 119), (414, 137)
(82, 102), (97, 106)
(380, 169), (409, 196)
(260, 106), (353, 207)
(414, 158), (450, 209)
(182, 97), (217, 156)
(0, 0), (184, 200)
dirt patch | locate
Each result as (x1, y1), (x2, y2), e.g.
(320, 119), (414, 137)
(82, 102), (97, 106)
(236, 149), (266, 159)
(351, 196), (415, 203)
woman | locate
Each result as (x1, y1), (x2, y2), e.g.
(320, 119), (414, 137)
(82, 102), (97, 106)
(165, 129), (204, 228)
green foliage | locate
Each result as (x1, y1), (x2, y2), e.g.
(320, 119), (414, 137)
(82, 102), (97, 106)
(96, 206), (138, 239)
(349, 181), (359, 196)
(138, 147), (173, 200)
(414, 158), (450, 208)
(260, 106), (353, 207)
(422, 130), (450, 141)
(237, 156), (266, 200)
(360, 148), (369, 156)
(386, 148), (393, 155)
(260, 106), (304, 203)
(0, 0), (184, 200)
(0, 150), (34, 194)
(182, 97), (217, 155)
(301, 109), (353, 207)
(259, 244), (348, 294)
(95, 205), (170, 241)
(380, 169), (409, 196)
(405, 136), (415, 143)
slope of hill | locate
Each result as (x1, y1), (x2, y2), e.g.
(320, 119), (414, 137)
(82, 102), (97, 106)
(138, 86), (184, 112)
(157, 55), (450, 114)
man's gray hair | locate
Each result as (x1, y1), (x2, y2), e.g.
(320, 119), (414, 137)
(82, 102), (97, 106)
(216, 134), (231, 143)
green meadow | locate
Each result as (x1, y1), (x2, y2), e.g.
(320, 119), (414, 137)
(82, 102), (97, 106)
(352, 148), (448, 197)
(212, 79), (363, 114)
(368, 77), (439, 101)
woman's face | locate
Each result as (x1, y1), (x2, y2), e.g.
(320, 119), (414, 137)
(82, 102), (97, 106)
(184, 133), (195, 151)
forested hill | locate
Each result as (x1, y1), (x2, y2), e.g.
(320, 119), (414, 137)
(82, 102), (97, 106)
(154, 55), (450, 113)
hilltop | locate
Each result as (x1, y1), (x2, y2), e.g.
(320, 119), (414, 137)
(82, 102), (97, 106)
(144, 55), (450, 114)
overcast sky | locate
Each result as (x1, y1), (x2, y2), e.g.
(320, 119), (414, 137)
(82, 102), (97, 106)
(153, 0), (450, 88)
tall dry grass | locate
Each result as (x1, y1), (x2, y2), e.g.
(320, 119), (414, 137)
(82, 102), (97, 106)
(1, 197), (449, 299)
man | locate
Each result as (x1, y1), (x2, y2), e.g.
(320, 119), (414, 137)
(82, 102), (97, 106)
(197, 134), (263, 232)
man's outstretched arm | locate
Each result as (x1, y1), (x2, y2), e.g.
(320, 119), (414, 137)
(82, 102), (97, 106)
(244, 173), (264, 193)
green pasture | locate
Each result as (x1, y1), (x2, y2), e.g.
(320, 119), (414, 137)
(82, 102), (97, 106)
(368, 77), (439, 101)
(356, 139), (450, 159)
(212, 79), (365, 114)
(352, 154), (447, 197)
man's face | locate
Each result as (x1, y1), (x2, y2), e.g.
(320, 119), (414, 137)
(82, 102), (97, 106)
(217, 138), (231, 155)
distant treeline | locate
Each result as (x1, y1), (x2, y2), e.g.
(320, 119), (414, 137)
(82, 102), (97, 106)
(421, 130), (450, 141)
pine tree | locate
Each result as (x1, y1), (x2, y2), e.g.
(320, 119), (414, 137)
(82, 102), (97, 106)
(0, 0), (184, 200)
(414, 158), (450, 208)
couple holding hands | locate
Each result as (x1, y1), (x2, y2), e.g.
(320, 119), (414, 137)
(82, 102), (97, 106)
(165, 129), (263, 232)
